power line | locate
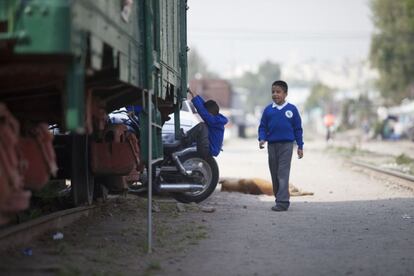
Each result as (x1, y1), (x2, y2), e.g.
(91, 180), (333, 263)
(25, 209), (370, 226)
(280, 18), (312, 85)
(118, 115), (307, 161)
(188, 33), (371, 42)
(190, 28), (373, 35)
(188, 29), (373, 41)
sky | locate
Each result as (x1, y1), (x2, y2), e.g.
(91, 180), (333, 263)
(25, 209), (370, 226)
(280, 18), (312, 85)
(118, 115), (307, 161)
(187, 0), (374, 77)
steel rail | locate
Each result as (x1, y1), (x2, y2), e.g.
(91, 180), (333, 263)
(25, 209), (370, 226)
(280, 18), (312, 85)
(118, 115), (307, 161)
(0, 205), (97, 249)
(352, 160), (414, 182)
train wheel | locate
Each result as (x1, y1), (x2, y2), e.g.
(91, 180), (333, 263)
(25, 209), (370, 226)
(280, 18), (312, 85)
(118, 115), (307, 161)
(71, 134), (94, 206)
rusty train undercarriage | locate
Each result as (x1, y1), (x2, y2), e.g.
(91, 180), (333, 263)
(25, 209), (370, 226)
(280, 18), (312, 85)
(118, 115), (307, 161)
(0, 56), (148, 225)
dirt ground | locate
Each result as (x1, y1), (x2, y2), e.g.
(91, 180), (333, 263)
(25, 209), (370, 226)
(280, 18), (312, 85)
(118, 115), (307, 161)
(160, 138), (414, 276)
(330, 129), (414, 158)
(1, 138), (414, 276)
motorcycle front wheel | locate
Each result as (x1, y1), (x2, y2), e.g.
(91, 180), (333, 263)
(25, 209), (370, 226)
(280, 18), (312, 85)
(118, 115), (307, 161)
(172, 152), (219, 203)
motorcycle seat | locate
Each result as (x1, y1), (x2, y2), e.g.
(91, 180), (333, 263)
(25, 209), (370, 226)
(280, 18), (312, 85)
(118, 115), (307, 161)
(163, 140), (182, 155)
(164, 140), (181, 148)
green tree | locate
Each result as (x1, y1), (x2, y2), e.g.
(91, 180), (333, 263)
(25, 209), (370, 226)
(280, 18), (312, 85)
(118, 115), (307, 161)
(340, 95), (376, 130)
(370, 0), (414, 104)
(187, 48), (218, 80)
(304, 82), (334, 112)
(232, 60), (281, 111)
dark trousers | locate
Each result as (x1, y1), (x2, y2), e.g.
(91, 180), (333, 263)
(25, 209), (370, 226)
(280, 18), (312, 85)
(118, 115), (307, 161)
(185, 122), (210, 158)
(267, 142), (294, 209)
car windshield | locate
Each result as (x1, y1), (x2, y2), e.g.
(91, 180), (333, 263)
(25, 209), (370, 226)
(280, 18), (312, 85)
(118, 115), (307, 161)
(181, 100), (197, 114)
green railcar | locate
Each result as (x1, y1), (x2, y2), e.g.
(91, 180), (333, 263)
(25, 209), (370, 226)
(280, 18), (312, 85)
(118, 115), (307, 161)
(0, 0), (188, 205)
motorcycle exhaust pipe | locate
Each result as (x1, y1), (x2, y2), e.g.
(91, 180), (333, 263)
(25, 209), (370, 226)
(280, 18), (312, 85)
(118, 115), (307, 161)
(171, 146), (197, 176)
(159, 184), (204, 192)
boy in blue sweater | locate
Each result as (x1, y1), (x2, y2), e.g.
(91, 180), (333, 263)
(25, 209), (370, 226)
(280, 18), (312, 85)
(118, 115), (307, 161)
(258, 80), (304, 211)
(185, 89), (228, 158)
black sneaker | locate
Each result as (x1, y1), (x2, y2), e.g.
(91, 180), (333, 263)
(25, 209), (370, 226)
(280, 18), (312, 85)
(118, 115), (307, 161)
(271, 205), (287, 212)
(179, 128), (186, 138)
(179, 128), (189, 146)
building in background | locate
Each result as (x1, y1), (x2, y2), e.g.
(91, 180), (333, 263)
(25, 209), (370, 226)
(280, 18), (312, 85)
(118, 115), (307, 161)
(189, 79), (232, 109)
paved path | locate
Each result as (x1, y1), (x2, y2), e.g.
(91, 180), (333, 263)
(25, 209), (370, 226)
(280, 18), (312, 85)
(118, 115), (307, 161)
(162, 138), (414, 276)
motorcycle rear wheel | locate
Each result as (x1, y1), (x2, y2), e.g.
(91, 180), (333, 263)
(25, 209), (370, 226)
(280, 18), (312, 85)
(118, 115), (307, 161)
(172, 153), (219, 203)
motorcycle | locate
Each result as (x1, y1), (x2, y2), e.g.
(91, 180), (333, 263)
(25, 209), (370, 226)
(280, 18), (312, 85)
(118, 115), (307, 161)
(109, 107), (219, 203)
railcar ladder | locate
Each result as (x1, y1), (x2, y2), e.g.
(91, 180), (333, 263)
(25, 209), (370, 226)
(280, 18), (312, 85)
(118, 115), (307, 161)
(144, 89), (164, 254)
(147, 89), (153, 254)
(143, 0), (188, 254)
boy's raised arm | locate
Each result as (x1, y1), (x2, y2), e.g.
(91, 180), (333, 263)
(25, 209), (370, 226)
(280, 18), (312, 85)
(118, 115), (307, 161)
(189, 91), (217, 125)
(187, 88), (197, 99)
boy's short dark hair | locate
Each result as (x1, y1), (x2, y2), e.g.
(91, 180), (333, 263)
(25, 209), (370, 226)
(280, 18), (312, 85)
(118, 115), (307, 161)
(204, 100), (219, 115)
(272, 80), (288, 93)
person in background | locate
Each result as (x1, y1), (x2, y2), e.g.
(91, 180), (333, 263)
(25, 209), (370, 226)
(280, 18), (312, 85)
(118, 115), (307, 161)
(258, 80), (304, 212)
(184, 89), (228, 158)
(323, 113), (335, 142)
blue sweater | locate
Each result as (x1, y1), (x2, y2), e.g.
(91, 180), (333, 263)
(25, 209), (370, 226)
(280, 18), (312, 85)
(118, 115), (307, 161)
(192, 96), (228, 156)
(258, 102), (304, 149)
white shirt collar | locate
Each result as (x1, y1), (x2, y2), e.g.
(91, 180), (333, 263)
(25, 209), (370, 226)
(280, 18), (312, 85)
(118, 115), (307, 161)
(272, 101), (288, 110)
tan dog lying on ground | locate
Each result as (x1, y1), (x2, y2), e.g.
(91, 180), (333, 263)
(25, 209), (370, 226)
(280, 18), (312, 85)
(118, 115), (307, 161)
(220, 177), (314, 196)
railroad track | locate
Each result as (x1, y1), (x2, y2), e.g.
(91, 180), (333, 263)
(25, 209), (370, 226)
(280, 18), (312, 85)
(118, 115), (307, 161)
(352, 160), (414, 183)
(0, 205), (97, 249)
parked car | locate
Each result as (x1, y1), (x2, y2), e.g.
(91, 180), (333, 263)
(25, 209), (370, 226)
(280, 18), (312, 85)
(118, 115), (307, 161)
(162, 100), (200, 144)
